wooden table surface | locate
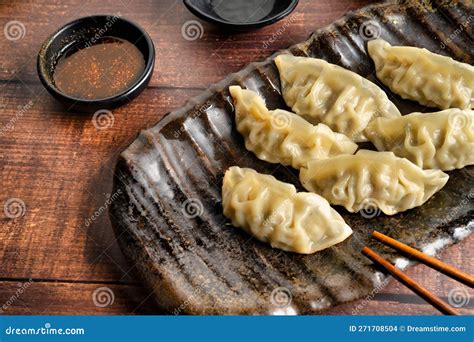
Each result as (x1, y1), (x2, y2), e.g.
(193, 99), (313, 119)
(1, 0), (472, 315)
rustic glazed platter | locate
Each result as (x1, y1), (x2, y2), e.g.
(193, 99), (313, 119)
(110, 0), (474, 314)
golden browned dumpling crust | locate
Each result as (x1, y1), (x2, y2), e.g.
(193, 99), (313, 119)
(365, 109), (474, 171)
(368, 39), (474, 110)
(275, 54), (401, 142)
(229, 86), (357, 169)
(222, 166), (353, 254)
(300, 150), (449, 215)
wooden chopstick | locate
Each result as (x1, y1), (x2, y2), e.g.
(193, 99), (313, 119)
(372, 231), (474, 288)
(362, 246), (459, 315)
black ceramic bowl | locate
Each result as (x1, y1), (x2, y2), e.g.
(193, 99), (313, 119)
(37, 15), (155, 112)
(183, 0), (298, 30)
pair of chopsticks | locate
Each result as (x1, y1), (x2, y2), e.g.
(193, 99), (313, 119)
(362, 231), (474, 315)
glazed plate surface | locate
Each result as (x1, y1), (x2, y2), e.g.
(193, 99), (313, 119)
(110, 0), (474, 314)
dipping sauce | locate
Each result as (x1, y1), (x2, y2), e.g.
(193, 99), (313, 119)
(211, 0), (275, 23)
(53, 37), (145, 100)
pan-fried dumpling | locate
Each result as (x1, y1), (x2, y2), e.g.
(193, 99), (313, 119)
(222, 166), (353, 254)
(365, 109), (474, 171)
(368, 39), (474, 109)
(274, 54), (401, 142)
(299, 150), (449, 215)
(229, 86), (357, 169)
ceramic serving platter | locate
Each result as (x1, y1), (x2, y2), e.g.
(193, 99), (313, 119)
(110, 0), (473, 314)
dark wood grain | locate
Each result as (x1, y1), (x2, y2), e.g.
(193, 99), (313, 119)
(0, 0), (472, 315)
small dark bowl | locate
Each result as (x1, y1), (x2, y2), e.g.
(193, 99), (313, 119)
(37, 15), (155, 112)
(183, 0), (298, 30)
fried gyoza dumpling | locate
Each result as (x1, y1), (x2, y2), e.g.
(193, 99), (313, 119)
(365, 109), (474, 171)
(368, 39), (474, 109)
(229, 86), (357, 169)
(222, 166), (353, 254)
(274, 54), (401, 142)
(299, 150), (449, 215)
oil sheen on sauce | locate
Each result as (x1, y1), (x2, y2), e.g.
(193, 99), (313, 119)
(53, 37), (145, 100)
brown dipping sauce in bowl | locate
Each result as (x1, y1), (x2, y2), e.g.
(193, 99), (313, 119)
(37, 16), (155, 111)
(53, 37), (145, 100)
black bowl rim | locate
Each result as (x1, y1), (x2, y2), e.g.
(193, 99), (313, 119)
(37, 15), (155, 106)
(183, 0), (299, 29)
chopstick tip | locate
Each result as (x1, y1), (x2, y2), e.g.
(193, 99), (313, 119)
(361, 246), (372, 256)
(372, 230), (382, 237)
